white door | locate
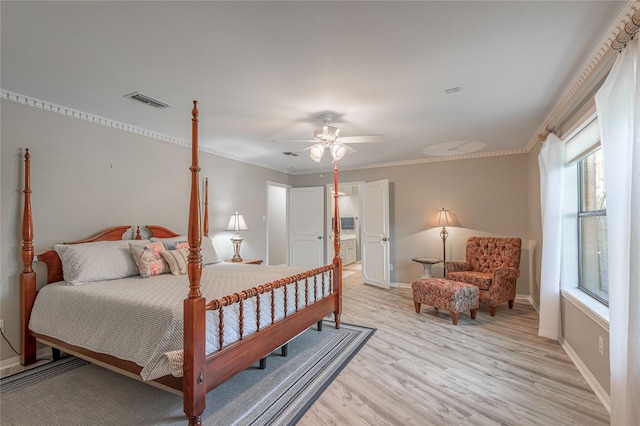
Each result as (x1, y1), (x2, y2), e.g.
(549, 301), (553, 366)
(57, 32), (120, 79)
(290, 187), (325, 268)
(266, 182), (289, 266)
(361, 179), (390, 288)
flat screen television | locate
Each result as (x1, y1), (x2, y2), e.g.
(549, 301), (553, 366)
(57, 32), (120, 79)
(341, 217), (355, 230)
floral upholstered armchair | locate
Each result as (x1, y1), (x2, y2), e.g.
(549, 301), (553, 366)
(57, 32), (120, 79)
(445, 237), (521, 316)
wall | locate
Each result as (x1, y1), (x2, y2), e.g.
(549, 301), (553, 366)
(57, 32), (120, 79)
(292, 154), (532, 288)
(0, 100), (291, 361)
(561, 298), (610, 395)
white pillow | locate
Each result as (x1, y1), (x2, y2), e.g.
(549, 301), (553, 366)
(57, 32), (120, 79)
(150, 235), (221, 265)
(54, 239), (148, 285)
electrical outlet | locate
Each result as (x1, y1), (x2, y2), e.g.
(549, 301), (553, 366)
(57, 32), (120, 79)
(598, 336), (604, 355)
(0, 319), (4, 332)
(389, 263), (394, 271)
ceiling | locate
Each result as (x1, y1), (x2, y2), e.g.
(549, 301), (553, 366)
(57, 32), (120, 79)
(1, 1), (628, 174)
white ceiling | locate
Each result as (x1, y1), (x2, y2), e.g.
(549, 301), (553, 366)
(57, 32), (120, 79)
(1, 1), (628, 174)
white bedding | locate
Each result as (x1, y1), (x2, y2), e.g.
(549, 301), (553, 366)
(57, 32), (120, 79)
(29, 263), (332, 380)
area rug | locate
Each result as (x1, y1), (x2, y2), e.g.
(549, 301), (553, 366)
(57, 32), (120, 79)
(1, 321), (374, 425)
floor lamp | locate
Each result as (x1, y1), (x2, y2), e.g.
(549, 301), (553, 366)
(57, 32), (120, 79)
(226, 211), (249, 262)
(435, 208), (454, 277)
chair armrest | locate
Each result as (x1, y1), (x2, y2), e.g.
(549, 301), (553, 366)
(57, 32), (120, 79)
(445, 261), (472, 273)
(493, 267), (520, 281)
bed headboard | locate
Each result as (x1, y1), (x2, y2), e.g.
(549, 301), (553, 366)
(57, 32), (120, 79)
(37, 226), (135, 284)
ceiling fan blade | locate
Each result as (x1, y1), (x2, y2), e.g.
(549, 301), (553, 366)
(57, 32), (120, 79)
(339, 134), (384, 143)
(270, 139), (316, 144)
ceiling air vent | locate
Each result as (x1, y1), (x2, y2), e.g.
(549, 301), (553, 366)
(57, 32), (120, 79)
(124, 92), (172, 109)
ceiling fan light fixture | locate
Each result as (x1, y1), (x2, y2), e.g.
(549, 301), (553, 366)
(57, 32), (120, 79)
(314, 125), (340, 142)
(330, 143), (347, 162)
(309, 144), (324, 163)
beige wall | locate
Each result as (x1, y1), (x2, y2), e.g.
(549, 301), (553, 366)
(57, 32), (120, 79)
(0, 100), (291, 361)
(561, 298), (610, 395)
(292, 155), (532, 287)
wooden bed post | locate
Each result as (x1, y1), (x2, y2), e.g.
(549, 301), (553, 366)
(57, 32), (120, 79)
(183, 101), (207, 425)
(203, 178), (209, 237)
(332, 164), (342, 328)
(20, 149), (38, 366)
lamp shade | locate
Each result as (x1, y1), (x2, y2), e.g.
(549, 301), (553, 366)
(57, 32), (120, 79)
(330, 143), (347, 162)
(225, 211), (248, 232)
(435, 208), (454, 227)
(309, 144), (324, 163)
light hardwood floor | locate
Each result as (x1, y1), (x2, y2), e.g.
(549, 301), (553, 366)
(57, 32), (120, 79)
(300, 265), (609, 426)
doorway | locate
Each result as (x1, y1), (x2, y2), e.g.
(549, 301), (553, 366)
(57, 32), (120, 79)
(326, 181), (365, 275)
(326, 179), (391, 288)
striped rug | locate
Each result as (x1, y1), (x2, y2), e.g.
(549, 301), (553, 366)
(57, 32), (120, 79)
(1, 321), (374, 425)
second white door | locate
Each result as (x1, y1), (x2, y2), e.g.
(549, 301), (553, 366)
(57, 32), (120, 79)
(361, 179), (390, 288)
(289, 187), (325, 268)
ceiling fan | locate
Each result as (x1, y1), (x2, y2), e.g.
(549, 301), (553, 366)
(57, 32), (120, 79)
(275, 113), (384, 163)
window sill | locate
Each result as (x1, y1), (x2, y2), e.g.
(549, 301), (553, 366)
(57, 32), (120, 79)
(561, 287), (609, 332)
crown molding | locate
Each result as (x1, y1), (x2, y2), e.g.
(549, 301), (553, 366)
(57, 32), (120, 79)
(3, 89), (530, 176)
(1, 89), (190, 147)
(1, 89), (291, 174)
(525, 0), (640, 151)
(335, 149), (529, 173)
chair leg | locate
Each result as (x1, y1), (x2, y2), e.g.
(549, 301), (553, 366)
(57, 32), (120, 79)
(414, 301), (421, 313)
(449, 311), (459, 325)
(259, 357), (266, 369)
(508, 299), (515, 309)
(489, 306), (497, 316)
(470, 308), (477, 320)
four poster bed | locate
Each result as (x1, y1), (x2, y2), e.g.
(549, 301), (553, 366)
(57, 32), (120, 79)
(19, 101), (343, 425)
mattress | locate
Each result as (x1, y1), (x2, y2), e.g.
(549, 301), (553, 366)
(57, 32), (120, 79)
(29, 263), (331, 380)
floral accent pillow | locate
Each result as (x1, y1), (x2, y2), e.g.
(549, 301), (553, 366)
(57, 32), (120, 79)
(129, 242), (170, 278)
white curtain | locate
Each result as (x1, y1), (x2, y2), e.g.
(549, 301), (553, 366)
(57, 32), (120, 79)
(537, 133), (564, 340)
(595, 36), (639, 425)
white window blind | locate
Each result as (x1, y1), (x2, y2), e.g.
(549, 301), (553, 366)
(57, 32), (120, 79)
(564, 116), (601, 164)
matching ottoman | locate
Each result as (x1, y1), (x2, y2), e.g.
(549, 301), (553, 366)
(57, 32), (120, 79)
(412, 278), (480, 325)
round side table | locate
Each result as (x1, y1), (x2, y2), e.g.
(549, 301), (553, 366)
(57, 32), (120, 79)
(412, 257), (442, 279)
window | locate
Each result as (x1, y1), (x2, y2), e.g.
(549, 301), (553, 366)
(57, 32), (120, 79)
(577, 148), (608, 305)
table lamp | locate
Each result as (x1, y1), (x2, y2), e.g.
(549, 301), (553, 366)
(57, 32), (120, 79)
(226, 211), (249, 262)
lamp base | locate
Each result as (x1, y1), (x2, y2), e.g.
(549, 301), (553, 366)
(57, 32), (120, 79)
(440, 227), (448, 277)
(231, 235), (243, 263)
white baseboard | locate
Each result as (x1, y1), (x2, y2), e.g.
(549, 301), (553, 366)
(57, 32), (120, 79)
(559, 336), (611, 414)
(0, 348), (52, 376)
(516, 293), (539, 312)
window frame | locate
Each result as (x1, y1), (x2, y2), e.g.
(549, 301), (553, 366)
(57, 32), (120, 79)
(576, 149), (608, 306)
